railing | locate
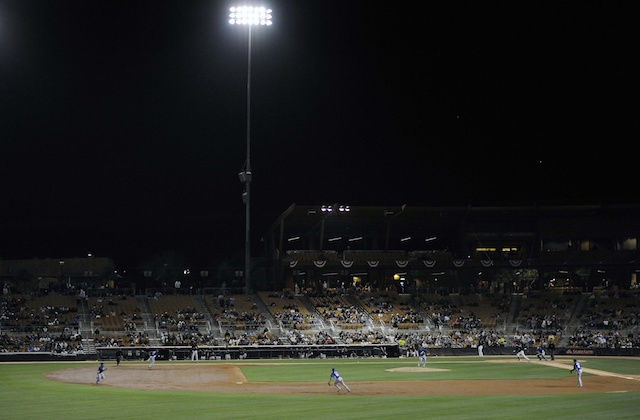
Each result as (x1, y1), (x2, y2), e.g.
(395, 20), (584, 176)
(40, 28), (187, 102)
(217, 319), (266, 332)
(96, 343), (399, 361)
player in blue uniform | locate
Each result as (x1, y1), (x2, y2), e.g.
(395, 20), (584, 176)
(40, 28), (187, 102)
(418, 347), (427, 367)
(328, 368), (351, 392)
(570, 359), (583, 387)
(148, 349), (158, 369)
(536, 346), (548, 361)
(96, 362), (106, 384)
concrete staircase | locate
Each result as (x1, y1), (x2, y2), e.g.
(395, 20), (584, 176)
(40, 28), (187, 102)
(192, 294), (216, 333)
(558, 292), (591, 346)
(77, 297), (96, 354)
(136, 295), (161, 346)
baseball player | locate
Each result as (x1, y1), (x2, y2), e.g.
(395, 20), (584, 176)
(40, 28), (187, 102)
(417, 347), (427, 367)
(147, 349), (158, 369)
(96, 362), (106, 384)
(191, 342), (199, 362)
(570, 359), (583, 387)
(328, 368), (351, 393)
(536, 346), (548, 361)
(515, 343), (530, 362)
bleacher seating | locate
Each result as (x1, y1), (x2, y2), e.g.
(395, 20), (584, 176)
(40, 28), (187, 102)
(3, 286), (640, 353)
(0, 293), (83, 353)
(148, 295), (206, 332)
(88, 295), (140, 332)
(309, 292), (366, 328)
(258, 291), (316, 329)
(205, 294), (266, 331)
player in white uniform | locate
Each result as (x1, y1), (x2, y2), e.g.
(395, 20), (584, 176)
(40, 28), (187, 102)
(328, 368), (351, 392)
(515, 344), (530, 362)
(148, 349), (158, 369)
(418, 347), (427, 367)
(570, 359), (583, 387)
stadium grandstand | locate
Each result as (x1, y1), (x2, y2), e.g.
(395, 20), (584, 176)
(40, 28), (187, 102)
(1, 204), (640, 360)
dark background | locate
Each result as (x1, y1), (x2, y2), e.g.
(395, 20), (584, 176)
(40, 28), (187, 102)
(0, 1), (636, 269)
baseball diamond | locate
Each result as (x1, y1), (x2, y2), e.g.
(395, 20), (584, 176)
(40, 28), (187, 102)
(45, 358), (640, 396)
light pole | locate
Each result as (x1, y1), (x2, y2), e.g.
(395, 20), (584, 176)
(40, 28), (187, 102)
(229, 6), (272, 294)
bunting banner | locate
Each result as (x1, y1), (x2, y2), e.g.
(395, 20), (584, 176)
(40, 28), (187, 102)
(367, 261), (379, 268)
(313, 260), (326, 268)
(289, 261), (298, 268)
(481, 260), (494, 267)
(509, 260), (523, 267)
(423, 260), (436, 268)
(452, 260), (465, 267)
(395, 260), (409, 268)
(340, 261), (354, 268)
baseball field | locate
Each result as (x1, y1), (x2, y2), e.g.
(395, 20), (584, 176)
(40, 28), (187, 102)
(2, 356), (640, 419)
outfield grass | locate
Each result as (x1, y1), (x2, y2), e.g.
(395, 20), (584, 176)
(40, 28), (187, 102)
(1, 356), (639, 420)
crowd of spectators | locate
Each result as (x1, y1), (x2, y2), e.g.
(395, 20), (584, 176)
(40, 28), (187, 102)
(0, 293), (84, 352)
(154, 306), (205, 332)
(214, 308), (266, 329)
(0, 331), (84, 353)
(338, 329), (390, 344)
(260, 292), (319, 329)
(308, 291), (369, 327)
(320, 305), (367, 326)
(450, 313), (482, 330)
(582, 291), (640, 330)
(394, 328), (561, 353)
(1, 295), (79, 333)
(223, 328), (281, 346)
(161, 330), (218, 346)
(568, 329), (640, 349)
(273, 308), (317, 329)
(95, 331), (149, 347)
(3, 286), (640, 353)
(285, 329), (328, 345)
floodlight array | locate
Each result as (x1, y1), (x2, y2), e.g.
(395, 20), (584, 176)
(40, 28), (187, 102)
(229, 6), (273, 25)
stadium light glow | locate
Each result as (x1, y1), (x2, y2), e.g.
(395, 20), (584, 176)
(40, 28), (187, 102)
(229, 6), (272, 25)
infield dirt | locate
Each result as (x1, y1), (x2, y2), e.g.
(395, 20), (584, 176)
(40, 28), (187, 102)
(45, 360), (640, 396)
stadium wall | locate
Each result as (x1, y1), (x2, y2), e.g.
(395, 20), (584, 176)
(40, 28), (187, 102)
(2, 346), (639, 362)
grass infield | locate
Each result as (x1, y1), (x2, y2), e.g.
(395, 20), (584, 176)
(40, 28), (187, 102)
(1, 356), (639, 419)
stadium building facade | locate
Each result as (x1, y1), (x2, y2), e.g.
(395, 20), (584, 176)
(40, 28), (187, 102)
(262, 204), (640, 294)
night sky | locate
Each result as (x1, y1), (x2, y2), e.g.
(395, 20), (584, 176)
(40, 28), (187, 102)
(0, 1), (637, 269)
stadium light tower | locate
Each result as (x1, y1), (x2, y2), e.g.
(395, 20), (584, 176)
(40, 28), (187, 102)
(229, 6), (272, 293)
